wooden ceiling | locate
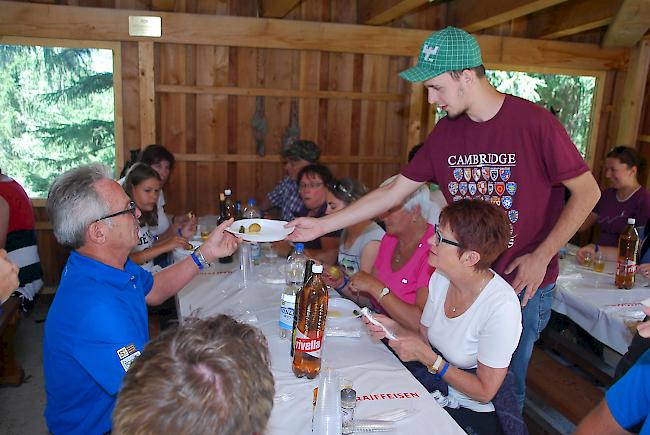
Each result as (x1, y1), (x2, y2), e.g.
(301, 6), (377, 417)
(21, 0), (650, 47)
(254, 0), (650, 48)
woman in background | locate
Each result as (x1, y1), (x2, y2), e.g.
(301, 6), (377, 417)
(123, 163), (193, 271)
(321, 178), (385, 290)
(294, 164), (341, 264)
(578, 146), (650, 264)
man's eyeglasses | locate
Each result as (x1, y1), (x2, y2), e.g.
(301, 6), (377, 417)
(434, 224), (462, 248)
(94, 201), (137, 223)
(299, 182), (324, 190)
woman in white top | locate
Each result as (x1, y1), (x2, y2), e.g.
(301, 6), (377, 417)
(321, 178), (385, 281)
(123, 163), (194, 271)
(365, 199), (522, 435)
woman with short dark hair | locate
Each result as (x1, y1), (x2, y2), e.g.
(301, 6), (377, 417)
(365, 199), (523, 434)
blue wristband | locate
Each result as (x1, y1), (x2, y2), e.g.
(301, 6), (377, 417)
(190, 252), (204, 270)
(177, 228), (183, 237)
(435, 361), (450, 380)
(335, 274), (350, 292)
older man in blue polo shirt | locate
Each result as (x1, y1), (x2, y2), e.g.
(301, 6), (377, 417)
(43, 164), (238, 435)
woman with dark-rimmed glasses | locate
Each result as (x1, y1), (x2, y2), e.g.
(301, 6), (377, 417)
(365, 199), (523, 434)
(321, 178), (385, 290)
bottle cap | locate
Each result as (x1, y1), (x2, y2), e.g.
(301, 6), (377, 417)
(312, 264), (324, 274)
(224, 189), (232, 195)
(248, 198), (256, 206)
(341, 388), (356, 402)
(295, 242), (304, 252)
(628, 218), (636, 225)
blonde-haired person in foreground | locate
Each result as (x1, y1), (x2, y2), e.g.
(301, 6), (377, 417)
(113, 315), (275, 435)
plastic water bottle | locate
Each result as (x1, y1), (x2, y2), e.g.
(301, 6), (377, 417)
(285, 243), (307, 285)
(243, 198), (261, 218)
(280, 243), (307, 339)
(243, 198), (262, 264)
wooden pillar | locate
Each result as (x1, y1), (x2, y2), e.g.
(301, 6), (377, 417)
(138, 41), (156, 148)
(405, 57), (425, 163)
(615, 39), (650, 147)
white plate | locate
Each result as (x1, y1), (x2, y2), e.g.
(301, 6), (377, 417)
(327, 298), (361, 323)
(226, 218), (294, 242)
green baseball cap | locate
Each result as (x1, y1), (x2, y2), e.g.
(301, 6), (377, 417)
(399, 27), (483, 82)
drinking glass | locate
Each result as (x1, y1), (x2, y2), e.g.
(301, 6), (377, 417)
(583, 251), (593, 269)
(239, 243), (252, 288)
(593, 252), (605, 273)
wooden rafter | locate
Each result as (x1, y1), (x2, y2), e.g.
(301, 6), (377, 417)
(451, 0), (568, 33)
(0, 1), (629, 71)
(261, 0), (302, 18)
(603, 0), (650, 48)
(364, 0), (429, 26)
(527, 0), (620, 40)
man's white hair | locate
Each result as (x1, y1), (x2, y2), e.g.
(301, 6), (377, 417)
(380, 175), (446, 225)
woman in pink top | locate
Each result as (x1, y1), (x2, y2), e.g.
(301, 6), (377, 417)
(348, 179), (441, 332)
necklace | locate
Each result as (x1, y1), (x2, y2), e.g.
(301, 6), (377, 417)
(450, 274), (489, 313)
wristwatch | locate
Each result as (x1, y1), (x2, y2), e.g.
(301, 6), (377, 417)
(427, 355), (444, 375)
(377, 287), (390, 302)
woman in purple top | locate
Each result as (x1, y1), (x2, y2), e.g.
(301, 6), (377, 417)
(578, 147), (650, 264)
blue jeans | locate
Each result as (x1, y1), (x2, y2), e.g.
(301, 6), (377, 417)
(508, 283), (556, 411)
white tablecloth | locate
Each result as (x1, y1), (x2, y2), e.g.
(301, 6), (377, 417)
(553, 257), (650, 354)
(175, 260), (464, 435)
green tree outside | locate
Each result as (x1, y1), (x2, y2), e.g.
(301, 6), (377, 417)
(0, 44), (115, 197)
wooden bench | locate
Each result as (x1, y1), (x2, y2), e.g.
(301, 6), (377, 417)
(527, 346), (603, 425)
(0, 297), (23, 385)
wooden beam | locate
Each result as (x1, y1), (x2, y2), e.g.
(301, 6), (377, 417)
(261, 0), (302, 18)
(640, 134), (650, 143)
(615, 39), (650, 146)
(156, 84), (402, 101)
(603, 0), (650, 48)
(174, 153), (401, 164)
(451, 0), (568, 33)
(138, 41), (156, 147)
(0, 1), (629, 71)
(527, 0), (619, 40)
(365, 0), (429, 26)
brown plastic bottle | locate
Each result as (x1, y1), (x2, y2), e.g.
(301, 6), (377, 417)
(615, 218), (639, 289)
(218, 192), (233, 264)
(291, 259), (315, 357)
(292, 263), (328, 379)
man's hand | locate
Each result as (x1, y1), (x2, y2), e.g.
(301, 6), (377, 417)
(504, 251), (550, 306)
(200, 218), (239, 262)
(286, 217), (324, 242)
(0, 249), (19, 304)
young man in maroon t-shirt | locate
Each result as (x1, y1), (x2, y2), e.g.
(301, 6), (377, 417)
(288, 27), (600, 412)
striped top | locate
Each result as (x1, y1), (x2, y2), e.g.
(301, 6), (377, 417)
(0, 178), (43, 300)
